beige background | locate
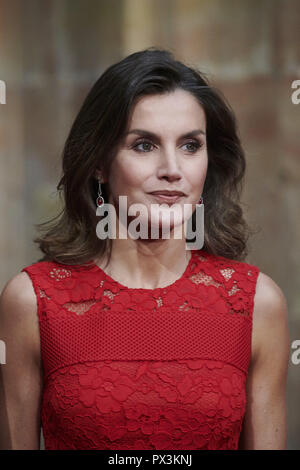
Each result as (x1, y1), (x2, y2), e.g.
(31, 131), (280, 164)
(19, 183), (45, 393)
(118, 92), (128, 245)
(0, 0), (299, 449)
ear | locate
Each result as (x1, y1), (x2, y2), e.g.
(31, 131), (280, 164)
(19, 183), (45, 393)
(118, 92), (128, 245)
(95, 168), (105, 183)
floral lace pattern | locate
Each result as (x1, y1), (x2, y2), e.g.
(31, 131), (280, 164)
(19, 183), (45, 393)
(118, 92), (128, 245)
(22, 249), (260, 450)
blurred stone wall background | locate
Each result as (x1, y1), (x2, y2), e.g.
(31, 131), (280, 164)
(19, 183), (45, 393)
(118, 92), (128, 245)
(0, 0), (299, 449)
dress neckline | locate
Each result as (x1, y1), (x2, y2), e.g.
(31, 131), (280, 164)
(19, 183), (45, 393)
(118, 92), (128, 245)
(89, 249), (197, 292)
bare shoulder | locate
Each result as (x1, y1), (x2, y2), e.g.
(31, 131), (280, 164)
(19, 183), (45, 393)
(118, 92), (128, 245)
(0, 272), (41, 366)
(253, 272), (288, 317)
(240, 271), (290, 449)
(0, 272), (38, 319)
(251, 271), (289, 363)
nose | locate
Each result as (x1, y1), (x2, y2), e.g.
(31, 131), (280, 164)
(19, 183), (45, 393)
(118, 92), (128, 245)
(156, 147), (182, 182)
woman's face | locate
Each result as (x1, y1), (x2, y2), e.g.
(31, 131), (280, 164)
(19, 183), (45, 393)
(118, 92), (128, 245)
(101, 88), (208, 236)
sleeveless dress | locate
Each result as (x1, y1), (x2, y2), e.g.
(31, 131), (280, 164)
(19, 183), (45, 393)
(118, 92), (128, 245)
(21, 249), (260, 450)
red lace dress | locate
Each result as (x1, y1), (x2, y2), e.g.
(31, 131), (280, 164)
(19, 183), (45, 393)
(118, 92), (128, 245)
(21, 249), (260, 450)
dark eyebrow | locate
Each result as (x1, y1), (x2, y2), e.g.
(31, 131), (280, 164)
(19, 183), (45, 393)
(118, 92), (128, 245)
(125, 128), (206, 139)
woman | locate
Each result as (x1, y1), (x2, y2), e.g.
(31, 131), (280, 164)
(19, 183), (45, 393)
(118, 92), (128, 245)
(0, 48), (290, 450)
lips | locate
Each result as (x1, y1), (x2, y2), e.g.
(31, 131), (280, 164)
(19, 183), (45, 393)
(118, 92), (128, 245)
(149, 190), (186, 197)
(148, 190), (186, 204)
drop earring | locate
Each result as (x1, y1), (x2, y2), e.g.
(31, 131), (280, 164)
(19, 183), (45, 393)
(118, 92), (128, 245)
(197, 196), (204, 206)
(189, 194), (204, 250)
(96, 180), (104, 207)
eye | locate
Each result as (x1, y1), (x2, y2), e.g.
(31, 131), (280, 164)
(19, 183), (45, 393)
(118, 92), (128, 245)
(132, 140), (154, 153)
(182, 141), (203, 153)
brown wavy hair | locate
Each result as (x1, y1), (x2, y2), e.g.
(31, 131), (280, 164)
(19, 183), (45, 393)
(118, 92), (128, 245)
(35, 47), (257, 266)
